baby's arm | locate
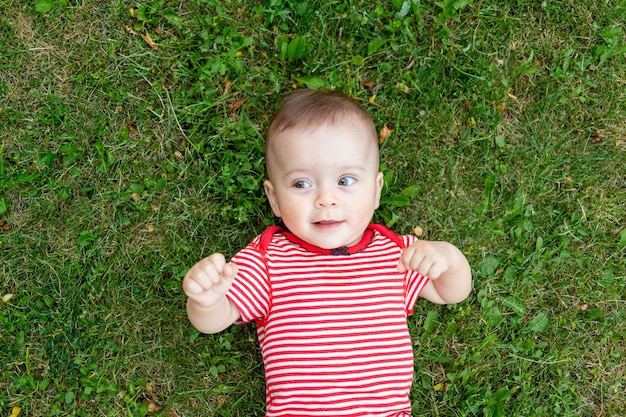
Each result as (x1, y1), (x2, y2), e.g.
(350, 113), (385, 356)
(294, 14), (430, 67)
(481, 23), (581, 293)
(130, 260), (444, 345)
(182, 253), (241, 334)
(398, 240), (472, 304)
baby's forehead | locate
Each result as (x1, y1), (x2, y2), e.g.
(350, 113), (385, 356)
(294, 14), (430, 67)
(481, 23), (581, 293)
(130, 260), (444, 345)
(268, 117), (378, 147)
(265, 119), (380, 176)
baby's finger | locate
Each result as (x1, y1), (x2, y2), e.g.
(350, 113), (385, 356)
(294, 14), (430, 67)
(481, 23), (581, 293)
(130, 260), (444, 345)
(400, 248), (424, 273)
(222, 262), (238, 281)
(425, 263), (445, 280)
(186, 266), (214, 290)
(195, 256), (225, 285)
(212, 263), (237, 295)
(183, 264), (217, 293)
(183, 279), (204, 295)
(397, 247), (413, 272)
(183, 268), (210, 294)
(206, 253), (227, 272)
(416, 258), (435, 279)
(186, 291), (217, 308)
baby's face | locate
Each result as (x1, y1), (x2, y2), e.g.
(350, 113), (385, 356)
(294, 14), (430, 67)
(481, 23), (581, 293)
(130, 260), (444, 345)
(264, 121), (383, 249)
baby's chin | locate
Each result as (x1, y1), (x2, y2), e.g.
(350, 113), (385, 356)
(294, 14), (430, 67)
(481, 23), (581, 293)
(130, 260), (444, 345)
(305, 234), (364, 250)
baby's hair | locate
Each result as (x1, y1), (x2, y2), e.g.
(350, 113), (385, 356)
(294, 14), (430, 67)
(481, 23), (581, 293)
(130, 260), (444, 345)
(266, 89), (378, 149)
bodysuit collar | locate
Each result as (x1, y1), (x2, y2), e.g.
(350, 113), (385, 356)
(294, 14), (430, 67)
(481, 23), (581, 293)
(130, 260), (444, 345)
(279, 227), (375, 256)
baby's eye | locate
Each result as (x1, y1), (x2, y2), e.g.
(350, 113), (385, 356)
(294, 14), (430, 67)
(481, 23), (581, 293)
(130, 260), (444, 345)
(294, 180), (312, 188)
(338, 176), (356, 186)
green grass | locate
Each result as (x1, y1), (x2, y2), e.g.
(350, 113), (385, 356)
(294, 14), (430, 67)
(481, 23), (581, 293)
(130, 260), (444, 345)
(1, 0), (625, 416)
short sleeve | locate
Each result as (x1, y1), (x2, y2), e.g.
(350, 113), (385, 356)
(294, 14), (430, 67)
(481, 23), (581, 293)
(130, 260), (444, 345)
(401, 234), (430, 314)
(227, 240), (272, 324)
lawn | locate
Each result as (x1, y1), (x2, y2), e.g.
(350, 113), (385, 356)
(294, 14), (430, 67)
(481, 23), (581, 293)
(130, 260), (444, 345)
(1, 0), (625, 416)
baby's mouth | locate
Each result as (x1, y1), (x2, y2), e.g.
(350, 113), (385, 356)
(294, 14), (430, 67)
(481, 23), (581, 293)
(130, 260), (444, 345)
(313, 220), (343, 227)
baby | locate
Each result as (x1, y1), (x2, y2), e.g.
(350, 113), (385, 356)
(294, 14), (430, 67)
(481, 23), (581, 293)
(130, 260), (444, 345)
(183, 88), (472, 417)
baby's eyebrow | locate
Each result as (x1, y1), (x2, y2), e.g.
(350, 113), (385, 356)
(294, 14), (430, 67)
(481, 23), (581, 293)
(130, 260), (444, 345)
(327, 165), (369, 173)
(282, 165), (367, 177)
(281, 168), (309, 178)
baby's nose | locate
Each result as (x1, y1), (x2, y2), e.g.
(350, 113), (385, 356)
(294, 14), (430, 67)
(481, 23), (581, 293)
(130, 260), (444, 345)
(315, 188), (338, 207)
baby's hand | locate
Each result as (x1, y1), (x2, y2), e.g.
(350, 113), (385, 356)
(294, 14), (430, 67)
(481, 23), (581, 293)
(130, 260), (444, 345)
(398, 240), (455, 279)
(182, 253), (238, 308)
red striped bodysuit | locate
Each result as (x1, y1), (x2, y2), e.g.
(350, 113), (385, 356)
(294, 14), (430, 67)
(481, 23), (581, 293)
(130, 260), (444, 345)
(226, 224), (429, 417)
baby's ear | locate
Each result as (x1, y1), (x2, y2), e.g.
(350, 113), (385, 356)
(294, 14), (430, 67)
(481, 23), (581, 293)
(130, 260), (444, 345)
(264, 180), (282, 217)
(374, 172), (384, 209)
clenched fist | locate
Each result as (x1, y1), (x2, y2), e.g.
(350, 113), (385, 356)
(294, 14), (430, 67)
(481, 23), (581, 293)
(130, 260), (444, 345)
(182, 253), (238, 308)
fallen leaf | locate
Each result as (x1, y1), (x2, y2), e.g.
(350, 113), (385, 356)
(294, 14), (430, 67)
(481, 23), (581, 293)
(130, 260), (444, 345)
(395, 82), (410, 94)
(577, 304), (588, 311)
(379, 124), (394, 145)
(2, 294), (14, 303)
(124, 24), (138, 36)
(144, 399), (161, 413)
(413, 226), (424, 237)
(591, 131), (604, 143)
(173, 150), (183, 159)
(131, 192), (141, 202)
(616, 139), (625, 147)
(227, 97), (248, 111)
(141, 32), (158, 50)
(507, 91), (518, 100)
(368, 95), (376, 104)
(11, 406), (20, 417)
